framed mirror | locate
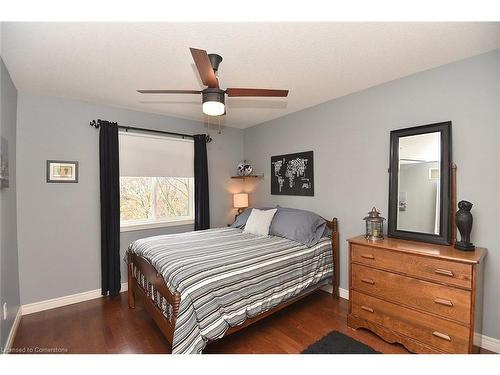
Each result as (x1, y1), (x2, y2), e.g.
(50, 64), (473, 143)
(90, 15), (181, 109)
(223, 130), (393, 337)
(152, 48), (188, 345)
(388, 121), (452, 245)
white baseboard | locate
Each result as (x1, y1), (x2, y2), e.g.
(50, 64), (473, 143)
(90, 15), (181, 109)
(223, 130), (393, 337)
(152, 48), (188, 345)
(3, 307), (22, 353)
(338, 288), (349, 300)
(320, 284), (349, 300)
(475, 332), (500, 353)
(21, 282), (128, 316)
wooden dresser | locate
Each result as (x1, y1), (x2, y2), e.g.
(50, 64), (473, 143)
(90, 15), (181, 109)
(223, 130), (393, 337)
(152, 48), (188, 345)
(347, 235), (486, 353)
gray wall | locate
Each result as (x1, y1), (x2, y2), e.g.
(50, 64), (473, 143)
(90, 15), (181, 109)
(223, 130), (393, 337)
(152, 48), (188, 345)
(398, 161), (439, 234)
(243, 49), (500, 339)
(16, 93), (244, 305)
(0, 56), (20, 350)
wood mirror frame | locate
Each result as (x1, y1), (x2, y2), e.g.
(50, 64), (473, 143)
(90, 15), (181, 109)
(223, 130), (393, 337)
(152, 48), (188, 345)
(388, 121), (452, 245)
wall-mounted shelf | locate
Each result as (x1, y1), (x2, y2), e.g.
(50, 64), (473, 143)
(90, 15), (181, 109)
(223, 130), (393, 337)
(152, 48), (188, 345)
(231, 174), (264, 179)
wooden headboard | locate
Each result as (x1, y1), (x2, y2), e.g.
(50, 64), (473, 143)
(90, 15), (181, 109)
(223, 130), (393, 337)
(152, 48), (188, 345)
(325, 217), (340, 298)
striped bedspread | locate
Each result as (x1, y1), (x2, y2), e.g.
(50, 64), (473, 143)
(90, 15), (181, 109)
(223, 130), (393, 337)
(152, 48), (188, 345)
(127, 227), (333, 354)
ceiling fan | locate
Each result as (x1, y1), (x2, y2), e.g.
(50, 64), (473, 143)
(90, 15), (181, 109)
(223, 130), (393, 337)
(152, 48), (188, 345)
(137, 47), (289, 117)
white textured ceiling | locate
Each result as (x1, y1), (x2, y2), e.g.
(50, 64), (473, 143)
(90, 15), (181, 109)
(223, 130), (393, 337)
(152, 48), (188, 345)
(3, 22), (500, 129)
(400, 133), (441, 162)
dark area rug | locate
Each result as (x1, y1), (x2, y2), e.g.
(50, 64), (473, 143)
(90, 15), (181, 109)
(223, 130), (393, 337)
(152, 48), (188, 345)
(302, 331), (381, 354)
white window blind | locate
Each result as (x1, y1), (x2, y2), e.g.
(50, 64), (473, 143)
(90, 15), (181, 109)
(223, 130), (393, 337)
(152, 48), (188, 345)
(119, 132), (194, 177)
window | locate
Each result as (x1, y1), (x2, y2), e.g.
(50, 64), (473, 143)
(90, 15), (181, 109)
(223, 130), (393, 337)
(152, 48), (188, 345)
(119, 132), (194, 231)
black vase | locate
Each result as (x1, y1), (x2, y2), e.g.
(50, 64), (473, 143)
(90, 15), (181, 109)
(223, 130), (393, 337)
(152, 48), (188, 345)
(455, 200), (475, 251)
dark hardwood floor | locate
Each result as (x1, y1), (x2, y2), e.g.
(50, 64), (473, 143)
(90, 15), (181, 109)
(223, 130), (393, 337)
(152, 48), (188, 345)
(11, 291), (491, 354)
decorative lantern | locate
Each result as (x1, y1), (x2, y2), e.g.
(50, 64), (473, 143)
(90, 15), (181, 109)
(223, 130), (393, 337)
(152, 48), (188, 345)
(364, 207), (385, 240)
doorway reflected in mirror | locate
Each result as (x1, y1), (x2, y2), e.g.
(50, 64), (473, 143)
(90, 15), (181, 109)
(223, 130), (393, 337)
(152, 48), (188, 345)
(397, 132), (441, 235)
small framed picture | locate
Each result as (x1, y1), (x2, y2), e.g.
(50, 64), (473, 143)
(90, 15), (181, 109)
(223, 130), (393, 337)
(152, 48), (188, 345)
(46, 160), (79, 183)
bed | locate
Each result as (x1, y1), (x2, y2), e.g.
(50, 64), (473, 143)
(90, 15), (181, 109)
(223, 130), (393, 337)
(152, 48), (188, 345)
(126, 216), (339, 354)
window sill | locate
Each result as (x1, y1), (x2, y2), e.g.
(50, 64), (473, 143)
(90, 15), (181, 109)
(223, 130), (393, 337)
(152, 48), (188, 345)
(120, 219), (194, 233)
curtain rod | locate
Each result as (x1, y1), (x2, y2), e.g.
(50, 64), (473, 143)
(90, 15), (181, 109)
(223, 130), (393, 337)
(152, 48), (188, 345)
(89, 120), (212, 142)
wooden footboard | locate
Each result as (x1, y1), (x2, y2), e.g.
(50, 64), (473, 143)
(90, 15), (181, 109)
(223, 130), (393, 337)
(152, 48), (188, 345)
(127, 217), (339, 350)
(127, 252), (180, 345)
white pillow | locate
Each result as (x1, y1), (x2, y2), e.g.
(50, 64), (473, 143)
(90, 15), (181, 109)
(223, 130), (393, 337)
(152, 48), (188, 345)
(244, 208), (277, 236)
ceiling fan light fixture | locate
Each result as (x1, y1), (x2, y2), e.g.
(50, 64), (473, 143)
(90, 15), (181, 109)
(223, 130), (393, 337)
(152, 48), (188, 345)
(137, 48), (289, 118)
(202, 88), (225, 116)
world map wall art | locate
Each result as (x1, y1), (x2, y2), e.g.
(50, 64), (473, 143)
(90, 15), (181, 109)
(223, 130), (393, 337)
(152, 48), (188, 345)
(271, 151), (314, 196)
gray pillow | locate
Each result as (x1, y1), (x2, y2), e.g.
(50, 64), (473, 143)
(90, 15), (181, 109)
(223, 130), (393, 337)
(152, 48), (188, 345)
(269, 206), (327, 247)
(230, 207), (274, 229)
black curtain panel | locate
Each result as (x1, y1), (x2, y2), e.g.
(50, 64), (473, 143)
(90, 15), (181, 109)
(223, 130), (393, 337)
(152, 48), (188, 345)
(99, 121), (121, 296)
(193, 134), (210, 230)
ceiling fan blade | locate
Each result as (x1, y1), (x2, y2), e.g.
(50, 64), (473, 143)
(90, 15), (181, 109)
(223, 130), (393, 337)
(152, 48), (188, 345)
(226, 88), (289, 97)
(137, 90), (201, 94)
(190, 48), (219, 88)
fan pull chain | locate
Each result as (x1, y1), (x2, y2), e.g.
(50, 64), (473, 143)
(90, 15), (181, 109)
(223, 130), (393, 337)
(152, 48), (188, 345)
(218, 115), (221, 135)
(206, 114), (211, 139)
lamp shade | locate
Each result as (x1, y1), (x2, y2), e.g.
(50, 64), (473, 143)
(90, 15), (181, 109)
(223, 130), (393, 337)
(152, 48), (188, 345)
(233, 193), (249, 209)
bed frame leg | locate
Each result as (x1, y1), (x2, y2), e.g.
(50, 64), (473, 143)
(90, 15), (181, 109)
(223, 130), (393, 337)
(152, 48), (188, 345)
(331, 219), (340, 299)
(332, 279), (339, 299)
(127, 254), (135, 309)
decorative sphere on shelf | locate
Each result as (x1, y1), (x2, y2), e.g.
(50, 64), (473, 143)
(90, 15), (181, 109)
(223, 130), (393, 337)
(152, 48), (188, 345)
(237, 160), (253, 176)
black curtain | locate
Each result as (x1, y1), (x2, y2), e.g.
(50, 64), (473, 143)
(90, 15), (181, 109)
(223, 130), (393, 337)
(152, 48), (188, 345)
(194, 134), (210, 230)
(99, 121), (121, 296)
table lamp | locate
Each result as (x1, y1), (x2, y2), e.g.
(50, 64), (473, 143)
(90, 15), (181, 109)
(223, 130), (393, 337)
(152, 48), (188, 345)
(233, 193), (249, 215)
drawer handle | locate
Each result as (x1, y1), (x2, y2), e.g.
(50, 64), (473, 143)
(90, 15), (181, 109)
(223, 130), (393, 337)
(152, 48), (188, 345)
(432, 331), (452, 341)
(361, 305), (374, 313)
(434, 298), (454, 307)
(361, 278), (375, 285)
(361, 254), (375, 260)
(434, 268), (454, 277)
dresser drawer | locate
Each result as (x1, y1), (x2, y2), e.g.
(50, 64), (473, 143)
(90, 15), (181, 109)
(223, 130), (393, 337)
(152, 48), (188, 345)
(351, 244), (473, 289)
(351, 264), (472, 324)
(351, 291), (470, 353)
